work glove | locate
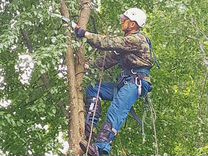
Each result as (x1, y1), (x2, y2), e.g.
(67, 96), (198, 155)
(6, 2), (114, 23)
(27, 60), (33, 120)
(75, 27), (86, 38)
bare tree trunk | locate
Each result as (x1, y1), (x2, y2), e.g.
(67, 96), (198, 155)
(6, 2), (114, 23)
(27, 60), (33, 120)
(60, 1), (81, 155)
(75, 0), (92, 142)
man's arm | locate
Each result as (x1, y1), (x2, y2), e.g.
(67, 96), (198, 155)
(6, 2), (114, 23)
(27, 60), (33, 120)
(85, 32), (146, 53)
(95, 52), (119, 70)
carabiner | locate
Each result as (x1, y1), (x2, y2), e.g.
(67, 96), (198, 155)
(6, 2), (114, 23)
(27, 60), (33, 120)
(134, 77), (139, 86)
(131, 69), (137, 75)
(135, 77), (142, 97)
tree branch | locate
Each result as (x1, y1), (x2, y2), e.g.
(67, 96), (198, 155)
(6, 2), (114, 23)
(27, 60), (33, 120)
(21, 30), (33, 53)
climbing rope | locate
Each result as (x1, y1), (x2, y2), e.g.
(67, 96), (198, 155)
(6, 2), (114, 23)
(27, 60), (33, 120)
(85, 51), (107, 156)
(142, 103), (147, 144)
(147, 95), (159, 155)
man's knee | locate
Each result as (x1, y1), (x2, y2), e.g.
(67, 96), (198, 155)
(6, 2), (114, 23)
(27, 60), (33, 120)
(86, 85), (98, 98)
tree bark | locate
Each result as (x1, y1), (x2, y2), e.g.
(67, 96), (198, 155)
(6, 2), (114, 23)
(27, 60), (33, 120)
(60, 0), (92, 155)
(60, 1), (81, 155)
(75, 0), (92, 141)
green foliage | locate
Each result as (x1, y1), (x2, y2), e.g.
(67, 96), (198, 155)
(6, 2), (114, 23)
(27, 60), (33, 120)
(1, 0), (208, 155)
(0, 0), (69, 155)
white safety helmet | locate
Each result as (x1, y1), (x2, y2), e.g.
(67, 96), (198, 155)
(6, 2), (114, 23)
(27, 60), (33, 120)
(123, 8), (147, 28)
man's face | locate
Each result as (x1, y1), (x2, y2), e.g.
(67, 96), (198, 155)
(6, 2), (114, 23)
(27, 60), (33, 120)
(120, 15), (130, 32)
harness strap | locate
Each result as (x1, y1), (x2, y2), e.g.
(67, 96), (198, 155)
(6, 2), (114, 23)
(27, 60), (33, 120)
(130, 107), (142, 126)
(122, 68), (151, 83)
(145, 37), (160, 69)
(123, 68), (150, 76)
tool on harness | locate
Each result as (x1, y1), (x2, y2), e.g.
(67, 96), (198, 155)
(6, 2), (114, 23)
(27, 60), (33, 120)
(51, 13), (78, 29)
(131, 70), (143, 98)
(130, 70), (144, 127)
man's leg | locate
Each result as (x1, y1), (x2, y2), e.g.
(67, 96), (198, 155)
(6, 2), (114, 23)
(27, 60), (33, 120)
(80, 82), (140, 155)
(95, 82), (139, 154)
(94, 80), (152, 155)
(84, 83), (115, 140)
(81, 80), (152, 155)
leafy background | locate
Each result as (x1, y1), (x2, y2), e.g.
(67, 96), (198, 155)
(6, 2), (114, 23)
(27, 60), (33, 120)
(0, 0), (208, 155)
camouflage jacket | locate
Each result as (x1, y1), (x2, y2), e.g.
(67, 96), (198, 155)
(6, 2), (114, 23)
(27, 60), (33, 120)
(86, 32), (154, 71)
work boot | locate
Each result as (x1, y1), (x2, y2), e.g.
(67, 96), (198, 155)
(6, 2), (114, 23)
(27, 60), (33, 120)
(96, 122), (116, 144)
(96, 122), (117, 155)
(79, 140), (100, 156)
(85, 97), (102, 140)
(80, 122), (117, 156)
(85, 122), (96, 142)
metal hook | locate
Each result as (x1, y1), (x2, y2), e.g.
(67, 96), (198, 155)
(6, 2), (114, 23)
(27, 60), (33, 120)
(131, 69), (137, 75)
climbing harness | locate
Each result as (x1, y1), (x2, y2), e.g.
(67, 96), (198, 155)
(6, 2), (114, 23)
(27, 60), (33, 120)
(116, 68), (151, 127)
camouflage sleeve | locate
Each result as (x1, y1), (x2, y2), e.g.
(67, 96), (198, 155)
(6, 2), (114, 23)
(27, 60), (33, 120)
(95, 52), (119, 70)
(85, 32), (147, 53)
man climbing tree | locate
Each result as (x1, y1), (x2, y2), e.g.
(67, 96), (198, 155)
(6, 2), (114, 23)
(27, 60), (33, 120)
(75, 8), (154, 156)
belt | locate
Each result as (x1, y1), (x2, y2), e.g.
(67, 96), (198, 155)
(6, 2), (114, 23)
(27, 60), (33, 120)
(122, 68), (150, 77)
(121, 68), (151, 84)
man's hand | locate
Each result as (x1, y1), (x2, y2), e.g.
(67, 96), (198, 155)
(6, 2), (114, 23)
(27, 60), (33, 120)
(75, 27), (86, 38)
(84, 63), (90, 70)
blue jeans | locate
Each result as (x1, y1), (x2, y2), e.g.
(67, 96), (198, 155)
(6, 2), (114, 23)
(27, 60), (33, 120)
(86, 78), (152, 154)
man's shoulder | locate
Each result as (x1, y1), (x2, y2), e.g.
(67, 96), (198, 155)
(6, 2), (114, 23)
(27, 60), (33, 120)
(134, 33), (147, 40)
(125, 33), (147, 44)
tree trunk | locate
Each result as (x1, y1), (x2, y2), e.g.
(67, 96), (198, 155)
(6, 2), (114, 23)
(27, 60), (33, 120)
(60, 1), (81, 155)
(60, 0), (92, 155)
(75, 0), (92, 143)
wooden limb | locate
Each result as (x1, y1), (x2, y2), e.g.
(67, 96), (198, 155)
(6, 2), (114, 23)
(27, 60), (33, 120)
(21, 30), (33, 53)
